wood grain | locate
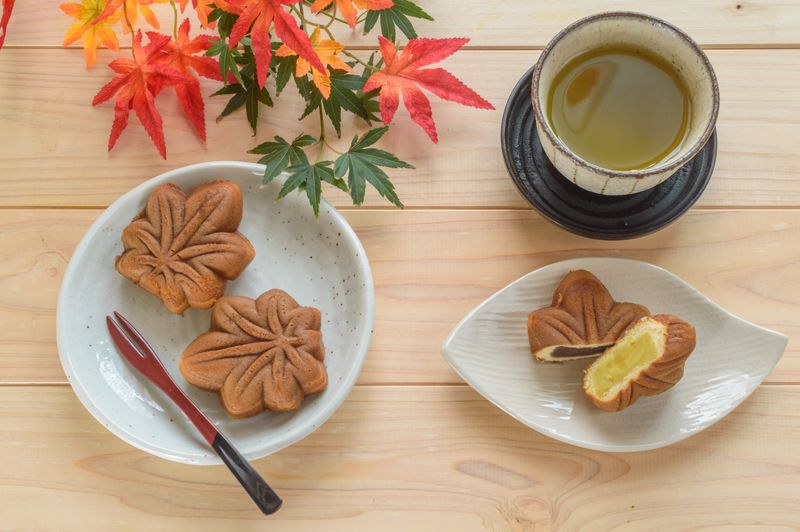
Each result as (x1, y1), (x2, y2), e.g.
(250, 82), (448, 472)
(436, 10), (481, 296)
(6, 0), (800, 48)
(1, 208), (797, 385)
(2, 1), (800, 528)
(0, 385), (798, 531)
(0, 48), (799, 208)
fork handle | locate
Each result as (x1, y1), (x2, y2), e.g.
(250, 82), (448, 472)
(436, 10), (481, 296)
(159, 384), (283, 515)
(144, 375), (282, 515)
(212, 432), (283, 515)
(106, 314), (282, 515)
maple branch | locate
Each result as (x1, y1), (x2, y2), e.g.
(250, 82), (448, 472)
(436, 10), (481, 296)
(317, 5), (348, 27)
(314, 103), (343, 157)
(323, 139), (344, 155)
(322, 4), (337, 31)
(295, 3), (350, 29)
(342, 50), (378, 71)
(169, 0), (178, 40)
(318, 24), (336, 41)
(122, 1), (134, 50)
(315, 106), (326, 162)
(295, 4), (306, 31)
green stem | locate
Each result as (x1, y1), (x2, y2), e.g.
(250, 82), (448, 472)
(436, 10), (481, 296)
(313, 6), (350, 26)
(290, 5), (304, 30)
(316, 106), (326, 162)
(323, 139), (344, 155)
(168, 0), (178, 40)
(298, 2), (307, 30)
(122, 1), (134, 50)
(314, 108), (344, 158)
(318, 23), (338, 42)
(322, 3), (337, 30)
(342, 50), (378, 71)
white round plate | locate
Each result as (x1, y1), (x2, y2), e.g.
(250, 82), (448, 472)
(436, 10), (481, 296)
(57, 161), (375, 464)
(442, 257), (787, 452)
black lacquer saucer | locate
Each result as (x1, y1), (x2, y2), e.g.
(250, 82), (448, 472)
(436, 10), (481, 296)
(500, 66), (717, 240)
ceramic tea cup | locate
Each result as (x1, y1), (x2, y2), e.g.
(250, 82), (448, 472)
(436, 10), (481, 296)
(531, 12), (719, 195)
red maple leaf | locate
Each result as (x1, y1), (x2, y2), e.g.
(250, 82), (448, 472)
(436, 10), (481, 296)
(363, 36), (494, 143)
(221, 0), (324, 88)
(93, 30), (184, 158)
(0, 0), (15, 49)
(147, 20), (221, 141)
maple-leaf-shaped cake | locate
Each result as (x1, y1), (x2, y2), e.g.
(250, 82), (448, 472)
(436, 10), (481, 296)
(584, 314), (696, 413)
(116, 180), (255, 315)
(527, 270), (650, 362)
(180, 289), (328, 417)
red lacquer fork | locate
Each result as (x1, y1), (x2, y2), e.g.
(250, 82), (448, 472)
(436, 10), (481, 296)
(106, 311), (282, 515)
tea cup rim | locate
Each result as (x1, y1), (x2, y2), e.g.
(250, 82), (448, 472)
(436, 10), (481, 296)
(530, 11), (720, 180)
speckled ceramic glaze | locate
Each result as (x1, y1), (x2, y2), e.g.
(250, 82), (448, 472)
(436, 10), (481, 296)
(532, 12), (720, 195)
(442, 258), (787, 452)
(56, 162), (375, 464)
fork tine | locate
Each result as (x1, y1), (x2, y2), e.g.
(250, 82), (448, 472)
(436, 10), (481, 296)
(113, 311), (157, 359)
(106, 315), (146, 360)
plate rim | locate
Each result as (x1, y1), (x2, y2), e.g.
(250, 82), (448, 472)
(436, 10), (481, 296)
(56, 160), (376, 464)
(441, 256), (787, 452)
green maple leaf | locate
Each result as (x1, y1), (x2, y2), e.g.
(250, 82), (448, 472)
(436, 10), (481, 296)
(363, 0), (433, 41)
(279, 160), (348, 217)
(212, 73), (272, 133)
(334, 127), (413, 207)
(212, 47), (273, 133)
(207, 8), (238, 39)
(249, 134), (317, 184)
(274, 55), (296, 94)
(297, 71), (375, 135)
(206, 38), (243, 86)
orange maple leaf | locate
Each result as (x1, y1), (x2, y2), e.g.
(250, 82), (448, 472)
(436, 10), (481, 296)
(194, 0), (215, 27)
(310, 0), (392, 28)
(275, 26), (351, 99)
(120, 0), (167, 34)
(364, 36), (494, 143)
(93, 0), (166, 34)
(178, 0), (215, 28)
(60, 0), (120, 68)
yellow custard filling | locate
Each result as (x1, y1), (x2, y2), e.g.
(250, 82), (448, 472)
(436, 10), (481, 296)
(587, 320), (665, 398)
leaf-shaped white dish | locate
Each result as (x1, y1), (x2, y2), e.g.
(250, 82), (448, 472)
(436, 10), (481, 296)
(442, 257), (787, 452)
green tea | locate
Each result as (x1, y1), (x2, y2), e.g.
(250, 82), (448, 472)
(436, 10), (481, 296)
(547, 45), (690, 171)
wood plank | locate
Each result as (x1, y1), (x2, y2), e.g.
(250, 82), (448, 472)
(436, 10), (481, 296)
(1, 208), (798, 385)
(6, 0), (800, 48)
(0, 385), (799, 530)
(1, 48), (799, 208)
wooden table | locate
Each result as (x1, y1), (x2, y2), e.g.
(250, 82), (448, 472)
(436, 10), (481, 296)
(2, 2), (799, 529)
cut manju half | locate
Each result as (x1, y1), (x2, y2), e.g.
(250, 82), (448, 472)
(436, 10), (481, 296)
(583, 315), (696, 412)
